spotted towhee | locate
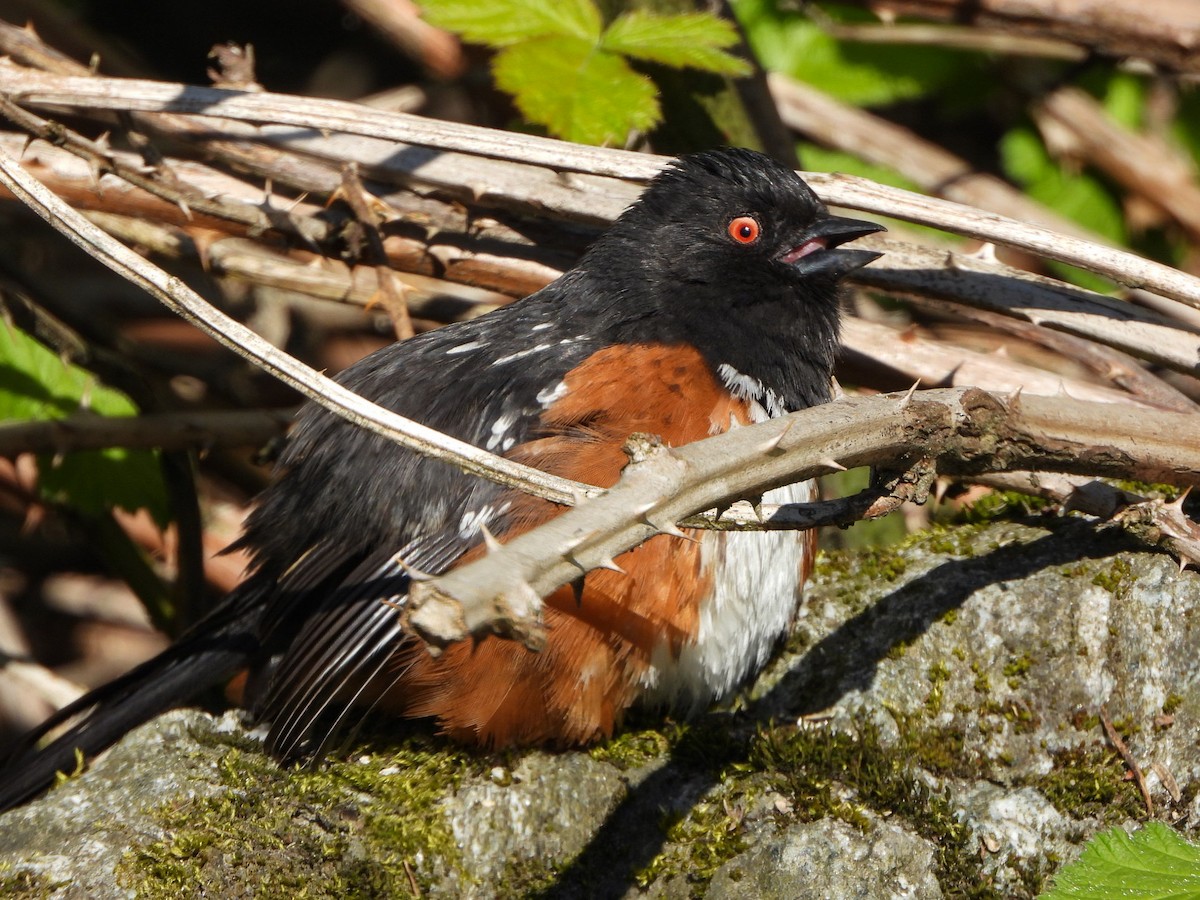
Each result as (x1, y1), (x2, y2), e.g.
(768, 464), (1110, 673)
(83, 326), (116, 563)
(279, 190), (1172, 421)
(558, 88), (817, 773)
(0, 148), (883, 810)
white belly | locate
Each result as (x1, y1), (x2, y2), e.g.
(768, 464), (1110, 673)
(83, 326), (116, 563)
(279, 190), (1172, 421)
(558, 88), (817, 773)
(639, 478), (816, 713)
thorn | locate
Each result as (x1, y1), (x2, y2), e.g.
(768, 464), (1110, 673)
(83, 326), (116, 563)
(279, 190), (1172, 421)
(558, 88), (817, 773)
(830, 376), (845, 400)
(900, 381), (920, 408)
(395, 555), (433, 582)
(570, 575), (586, 606)
(933, 477), (950, 505)
(595, 556), (626, 575)
(762, 420), (795, 454)
(967, 242), (999, 263)
(737, 494), (765, 522)
(644, 515), (697, 542)
(1007, 385), (1024, 408)
(478, 522), (503, 554)
(1169, 486), (1192, 511)
(819, 457), (848, 472)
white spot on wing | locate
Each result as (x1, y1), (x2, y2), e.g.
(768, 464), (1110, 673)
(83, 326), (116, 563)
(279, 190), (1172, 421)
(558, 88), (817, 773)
(491, 343), (552, 366)
(536, 380), (569, 408)
(532, 322), (553, 332)
(447, 340), (484, 356)
(485, 412), (518, 451)
(457, 501), (512, 540)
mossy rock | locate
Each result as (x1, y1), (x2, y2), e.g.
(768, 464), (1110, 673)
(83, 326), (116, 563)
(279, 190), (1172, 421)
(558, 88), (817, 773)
(2, 517), (1198, 898)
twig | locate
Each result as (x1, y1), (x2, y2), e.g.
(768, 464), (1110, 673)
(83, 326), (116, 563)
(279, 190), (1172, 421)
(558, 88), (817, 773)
(768, 72), (1097, 241)
(0, 409), (294, 456)
(1035, 86), (1200, 244)
(340, 0), (464, 80)
(841, 316), (1160, 407)
(1100, 705), (1153, 815)
(839, 0), (1200, 76)
(852, 236), (1200, 377)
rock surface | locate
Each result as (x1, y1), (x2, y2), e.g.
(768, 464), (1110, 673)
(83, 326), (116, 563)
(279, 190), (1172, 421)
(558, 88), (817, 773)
(2, 516), (1198, 898)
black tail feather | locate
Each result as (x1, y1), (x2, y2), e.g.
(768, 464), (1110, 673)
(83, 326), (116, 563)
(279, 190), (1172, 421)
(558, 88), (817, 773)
(0, 593), (265, 812)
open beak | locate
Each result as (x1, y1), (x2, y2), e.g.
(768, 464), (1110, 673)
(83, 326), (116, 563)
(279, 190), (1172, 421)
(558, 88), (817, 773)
(780, 215), (885, 279)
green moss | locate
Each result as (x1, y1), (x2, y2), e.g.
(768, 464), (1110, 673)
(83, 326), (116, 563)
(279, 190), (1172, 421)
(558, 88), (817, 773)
(589, 727), (671, 771)
(635, 795), (751, 890)
(818, 544), (908, 589)
(1003, 653), (1034, 689)
(958, 490), (1050, 524)
(117, 730), (475, 899)
(920, 521), (989, 558)
(979, 698), (1039, 735)
(749, 719), (998, 897)
(1035, 745), (1145, 822)
(622, 718), (755, 892)
(1091, 558), (1133, 595)
(971, 661), (992, 694)
(925, 662), (952, 716)
(0, 864), (65, 899)
(1162, 693), (1185, 716)
(1110, 480), (1182, 502)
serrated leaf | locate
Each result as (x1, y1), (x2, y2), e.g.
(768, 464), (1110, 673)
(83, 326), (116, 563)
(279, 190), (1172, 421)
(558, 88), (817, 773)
(601, 11), (751, 76)
(1041, 823), (1200, 899)
(0, 321), (169, 524)
(419, 0), (600, 46)
(493, 37), (659, 145)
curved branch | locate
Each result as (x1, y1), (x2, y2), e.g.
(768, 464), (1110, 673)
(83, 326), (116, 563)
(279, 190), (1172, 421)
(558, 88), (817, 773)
(406, 387), (1200, 649)
(0, 146), (590, 507)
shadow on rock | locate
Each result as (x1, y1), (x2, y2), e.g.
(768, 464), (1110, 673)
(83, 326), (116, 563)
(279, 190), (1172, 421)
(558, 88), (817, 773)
(541, 519), (1136, 898)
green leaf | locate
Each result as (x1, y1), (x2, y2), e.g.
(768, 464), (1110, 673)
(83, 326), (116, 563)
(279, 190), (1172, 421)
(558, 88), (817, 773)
(0, 321), (169, 523)
(732, 0), (968, 106)
(493, 37), (659, 145)
(999, 126), (1125, 245)
(419, 0), (601, 46)
(601, 12), (751, 76)
(1041, 823), (1200, 899)
(798, 143), (921, 194)
(1101, 73), (1146, 130)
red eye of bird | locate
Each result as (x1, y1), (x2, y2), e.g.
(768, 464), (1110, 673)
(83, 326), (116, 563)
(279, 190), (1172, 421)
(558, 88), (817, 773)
(728, 216), (760, 245)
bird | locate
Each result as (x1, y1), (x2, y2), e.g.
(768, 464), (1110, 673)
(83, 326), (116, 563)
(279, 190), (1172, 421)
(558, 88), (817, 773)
(0, 147), (883, 811)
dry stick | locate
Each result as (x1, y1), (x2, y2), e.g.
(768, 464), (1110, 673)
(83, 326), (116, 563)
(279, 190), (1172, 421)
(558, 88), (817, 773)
(768, 72), (1097, 241)
(841, 316), (1160, 407)
(839, 0), (1200, 76)
(902, 298), (1200, 414)
(4, 71), (1200, 307)
(0, 147), (588, 508)
(853, 237), (1200, 377)
(1035, 86), (1200, 244)
(1100, 705), (1154, 815)
(0, 409), (295, 456)
(405, 387), (1200, 648)
(0, 95), (330, 246)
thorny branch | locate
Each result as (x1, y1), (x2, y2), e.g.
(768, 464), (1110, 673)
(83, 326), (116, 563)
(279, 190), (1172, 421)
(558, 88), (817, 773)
(405, 387), (1200, 649)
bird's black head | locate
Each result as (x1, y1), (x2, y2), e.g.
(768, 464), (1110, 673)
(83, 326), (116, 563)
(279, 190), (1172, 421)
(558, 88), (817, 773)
(582, 147), (884, 410)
